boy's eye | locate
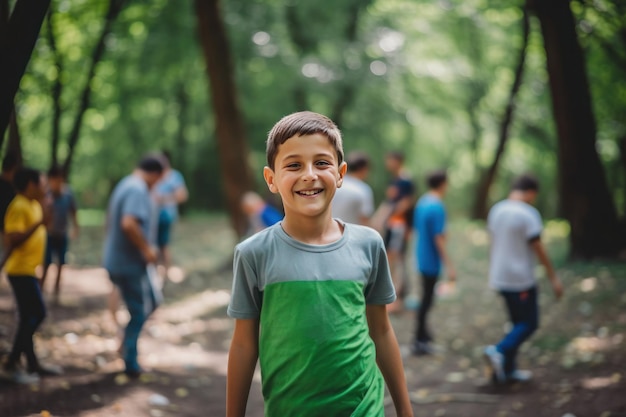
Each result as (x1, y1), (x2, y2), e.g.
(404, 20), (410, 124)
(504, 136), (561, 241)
(316, 160), (331, 166)
(286, 163), (300, 169)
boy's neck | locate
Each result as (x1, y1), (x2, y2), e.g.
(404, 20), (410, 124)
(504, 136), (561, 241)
(428, 189), (444, 199)
(280, 214), (343, 245)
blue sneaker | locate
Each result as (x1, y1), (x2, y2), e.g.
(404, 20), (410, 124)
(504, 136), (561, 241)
(483, 345), (505, 383)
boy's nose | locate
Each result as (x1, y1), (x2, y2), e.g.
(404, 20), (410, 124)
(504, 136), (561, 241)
(302, 165), (318, 181)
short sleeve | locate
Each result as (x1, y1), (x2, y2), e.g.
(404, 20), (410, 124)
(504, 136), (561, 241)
(364, 237), (396, 305)
(525, 207), (543, 240)
(432, 204), (446, 235)
(227, 245), (263, 318)
(4, 202), (27, 233)
(121, 188), (150, 225)
(172, 170), (186, 189)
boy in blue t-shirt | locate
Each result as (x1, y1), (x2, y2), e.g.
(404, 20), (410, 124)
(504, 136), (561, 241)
(411, 169), (456, 355)
(227, 111), (413, 417)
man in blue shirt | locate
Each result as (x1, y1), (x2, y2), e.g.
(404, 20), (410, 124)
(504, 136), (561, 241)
(412, 169), (456, 355)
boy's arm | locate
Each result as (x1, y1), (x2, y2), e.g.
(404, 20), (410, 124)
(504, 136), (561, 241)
(5, 220), (45, 249)
(366, 305), (413, 417)
(434, 233), (455, 281)
(227, 318), (260, 417)
(530, 239), (563, 299)
(173, 184), (189, 205)
(121, 215), (157, 264)
(71, 207), (80, 239)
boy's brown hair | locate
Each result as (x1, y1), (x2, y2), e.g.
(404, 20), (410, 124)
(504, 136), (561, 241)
(266, 111), (344, 170)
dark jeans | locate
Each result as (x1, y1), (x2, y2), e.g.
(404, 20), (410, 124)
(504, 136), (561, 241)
(496, 286), (539, 374)
(6, 275), (46, 371)
(45, 234), (69, 265)
(415, 274), (438, 343)
(109, 270), (158, 373)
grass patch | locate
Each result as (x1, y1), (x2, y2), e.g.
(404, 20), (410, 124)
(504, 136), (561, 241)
(77, 208), (106, 227)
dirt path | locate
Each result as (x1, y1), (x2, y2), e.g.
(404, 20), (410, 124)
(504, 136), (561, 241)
(0, 216), (624, 417)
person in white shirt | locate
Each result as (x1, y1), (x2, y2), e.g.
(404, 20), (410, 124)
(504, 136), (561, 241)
(483, 174), (564, 384)
(332, 151), (374, 225)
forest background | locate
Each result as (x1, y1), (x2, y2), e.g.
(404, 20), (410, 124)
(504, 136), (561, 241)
(1, 0), (626, 259)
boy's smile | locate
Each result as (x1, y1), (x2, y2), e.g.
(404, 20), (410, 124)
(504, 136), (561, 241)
(264, 133), (346, 221)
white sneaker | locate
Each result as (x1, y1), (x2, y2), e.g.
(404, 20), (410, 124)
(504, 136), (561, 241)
(3, 369), (40, 384)
(483, 345), (505, 383)
(507, 369), (533, 382)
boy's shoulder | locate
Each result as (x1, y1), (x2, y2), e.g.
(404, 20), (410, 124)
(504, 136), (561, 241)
(343, 223), (384, 247)
(7, 195), (30, 212)
(492, 199), (539, 216)
(235, 223), (280, 254)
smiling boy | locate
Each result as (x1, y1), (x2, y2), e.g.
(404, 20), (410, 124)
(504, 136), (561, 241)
(226, 111), (413, 417)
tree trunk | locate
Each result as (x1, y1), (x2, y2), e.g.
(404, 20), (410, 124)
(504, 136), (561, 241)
(7, 108), (22, 164)
(194, 0), (254, 237)
(472, 8), (530, 220)
(62, 0), (125, 177)
(529, 0), (621, 258)
(0, 0), (51, 139)
(0, 0), (23, 161)
(619, 137), (626, 249)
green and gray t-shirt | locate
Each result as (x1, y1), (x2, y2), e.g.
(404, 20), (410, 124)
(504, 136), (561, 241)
(228, 222), (396, 416)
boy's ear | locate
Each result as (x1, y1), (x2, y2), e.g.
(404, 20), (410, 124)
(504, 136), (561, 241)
(263, 166), (278, 194)
(337, 161), (347, 188)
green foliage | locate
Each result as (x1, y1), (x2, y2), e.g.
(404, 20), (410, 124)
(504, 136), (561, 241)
(10, 0), (626, 220)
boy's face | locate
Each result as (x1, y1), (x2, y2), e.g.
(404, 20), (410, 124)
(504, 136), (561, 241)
(385, 156), (401, 174)
(524, 190), (538, 204)
(263, 133), (346, 220)
(26, 176), (46, 201)
(48, 176), (63, 193)
(145, 171), (164, 189)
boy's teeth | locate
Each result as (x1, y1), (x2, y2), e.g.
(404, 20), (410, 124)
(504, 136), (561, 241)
(299, 190), (319, 196)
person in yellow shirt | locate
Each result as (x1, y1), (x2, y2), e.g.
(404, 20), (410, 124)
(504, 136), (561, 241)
(2, 167), (57, 384)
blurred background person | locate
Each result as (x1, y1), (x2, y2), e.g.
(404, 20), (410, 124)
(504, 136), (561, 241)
(0, 153), (19, 253)
(332, 150), (374, 226)
(40, 165), (79, 301)
(153, 150), (188, 281)
(483, 174), (563, 384)
(103, 155), (164, 377)
(240, 191), (283, 236)
(411, 169), (455, 355)
(2, 167), (61, 384)
(379, 151), (416, 311)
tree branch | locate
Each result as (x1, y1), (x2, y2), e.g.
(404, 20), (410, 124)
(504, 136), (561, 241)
(46, 5), (63, 167)
(62, 0), (125, 176)
(472, 7), (530, 219)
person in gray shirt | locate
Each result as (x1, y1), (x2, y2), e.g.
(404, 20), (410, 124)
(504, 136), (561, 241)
(483, 174), (563, 384)
(103, 155), (164, 377)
